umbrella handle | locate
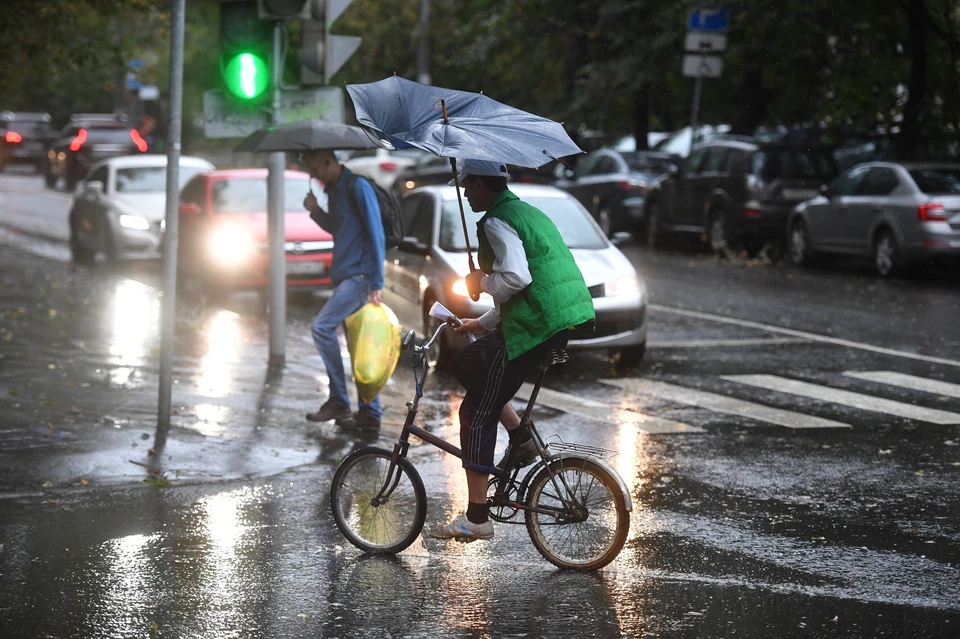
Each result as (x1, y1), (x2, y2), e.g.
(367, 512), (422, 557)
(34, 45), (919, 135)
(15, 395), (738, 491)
(448, 157), (480, 300)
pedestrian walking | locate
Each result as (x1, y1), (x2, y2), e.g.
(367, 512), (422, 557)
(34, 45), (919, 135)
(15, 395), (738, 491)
(301, 149), (385, 430)
(428, 159), (595, 541)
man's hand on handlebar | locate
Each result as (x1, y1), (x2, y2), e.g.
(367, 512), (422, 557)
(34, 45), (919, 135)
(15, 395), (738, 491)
(452, 317), (486, 335)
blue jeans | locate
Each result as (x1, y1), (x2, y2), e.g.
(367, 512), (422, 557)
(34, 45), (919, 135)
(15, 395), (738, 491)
(311, 275), (381, 418)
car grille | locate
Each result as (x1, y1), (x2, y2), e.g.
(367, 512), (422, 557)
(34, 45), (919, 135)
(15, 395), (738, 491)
(592, 308), (645, 337)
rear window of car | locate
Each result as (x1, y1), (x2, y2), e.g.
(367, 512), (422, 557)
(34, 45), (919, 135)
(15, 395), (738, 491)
(115, 165), (209, 193)
(750, 149), (837, 180)
(4, 121), (49, 136)
(621, 152), (670, 175)
(908, 168), (960, 195)
(439, 195), (607, 251)
(85, 127), (137, 144)
(210, 177), (321, 213)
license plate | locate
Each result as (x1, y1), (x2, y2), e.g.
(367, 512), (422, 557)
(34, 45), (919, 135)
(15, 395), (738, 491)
(287, 260), (327, 275)
(781, 188), (817, 201)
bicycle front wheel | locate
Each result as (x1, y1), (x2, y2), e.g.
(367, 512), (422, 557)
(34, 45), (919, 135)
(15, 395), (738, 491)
(330, 447), (427, 554)
(525, 458), (629, 570)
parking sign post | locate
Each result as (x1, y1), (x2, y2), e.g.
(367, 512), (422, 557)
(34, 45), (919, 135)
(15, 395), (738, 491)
(683, 5), (728, 146)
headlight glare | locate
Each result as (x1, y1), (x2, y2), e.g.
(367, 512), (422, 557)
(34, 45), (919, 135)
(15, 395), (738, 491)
(605, 275), (640, 298)
(118, 214), (150, 230)
(209, 226), (256, 266)
(452, 278), (470, 297)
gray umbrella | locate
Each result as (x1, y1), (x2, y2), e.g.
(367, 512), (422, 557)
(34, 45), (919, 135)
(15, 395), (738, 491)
(234, 120), (378, 153)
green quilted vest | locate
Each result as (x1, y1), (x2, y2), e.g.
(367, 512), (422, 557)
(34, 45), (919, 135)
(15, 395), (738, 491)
(477, 190), (595, 360)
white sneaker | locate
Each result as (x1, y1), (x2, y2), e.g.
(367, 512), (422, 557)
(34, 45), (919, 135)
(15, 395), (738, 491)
(427, 514), (494, 542)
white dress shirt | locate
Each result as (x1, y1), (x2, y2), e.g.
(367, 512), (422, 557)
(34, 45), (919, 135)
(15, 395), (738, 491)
(476, 217), (532, 330)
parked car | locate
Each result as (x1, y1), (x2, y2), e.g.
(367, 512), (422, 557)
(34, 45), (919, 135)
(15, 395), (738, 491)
(343, 147), (429, 189)
(643, 140), (839, 253)
(175, 168), (333, 297)
(787, 162), (960, 277)
(44, 114), (146, 191)
(555, 149), (671, 237)
(68, 155), (215, 263)
(381, 184), (648, 368)
(0, 111), (53, 172)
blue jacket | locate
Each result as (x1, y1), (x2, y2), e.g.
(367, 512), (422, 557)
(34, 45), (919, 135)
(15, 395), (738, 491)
(315, 167), (385, 289)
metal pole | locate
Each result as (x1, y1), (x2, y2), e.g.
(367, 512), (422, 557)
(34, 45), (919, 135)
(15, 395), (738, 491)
(417, 0), (431, 85)
(157, 0), (185, 428)
(267, 21), (286, 368)
(688, 44), (708, 149)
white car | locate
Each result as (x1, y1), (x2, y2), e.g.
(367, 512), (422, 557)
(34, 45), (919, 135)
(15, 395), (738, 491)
(382, 184), (648, 368)
(342, 147), (429, 189)
(69, 154), (215, 263)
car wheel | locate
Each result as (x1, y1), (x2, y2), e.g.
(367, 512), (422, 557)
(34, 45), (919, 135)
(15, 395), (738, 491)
(873, 229), (904, 278)
(422, 296), (451, 369)
(614, 342), (646, 369)
(645, 202), (662, 249)
(788, 219), (814, 267)
(596, 207), (613, 238)
(100, 223), (117, 262)
(44, 167), (57, 189)
(70, 231), (96, 265)
(708, 210), (730, 255)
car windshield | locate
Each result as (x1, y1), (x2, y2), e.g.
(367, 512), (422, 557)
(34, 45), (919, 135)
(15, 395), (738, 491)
(439, 195), (607, 251)
(210, 177), (319, 213)
(751, 149), (837, 180)
(908, 168), (960, 195)
(115, 165), (209, 193)
(621, 151), (670, 174)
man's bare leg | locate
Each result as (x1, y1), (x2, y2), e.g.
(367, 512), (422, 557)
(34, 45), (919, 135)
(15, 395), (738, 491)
(500, 403), (520, 431)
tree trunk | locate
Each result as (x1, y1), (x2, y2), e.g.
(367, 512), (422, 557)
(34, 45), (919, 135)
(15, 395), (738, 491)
(633, 81), (651, 150)
(733, 53), (766, 135)
(897, 0), (929, 161)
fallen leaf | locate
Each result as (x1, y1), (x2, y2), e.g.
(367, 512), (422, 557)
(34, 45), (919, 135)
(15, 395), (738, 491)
(80, 479), (88, 486)
(148, 448), (157, 456)
(878, 449), (892, 455)
(48, 309), (57, 319)
(47, 364), (56, 370)
(42, 481), (52, 488)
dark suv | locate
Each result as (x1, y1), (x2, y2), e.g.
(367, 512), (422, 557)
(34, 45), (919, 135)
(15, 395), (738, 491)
(0, 111), (53, 172)
(43, 114), (146, 190)
(644, 140), (839, 253)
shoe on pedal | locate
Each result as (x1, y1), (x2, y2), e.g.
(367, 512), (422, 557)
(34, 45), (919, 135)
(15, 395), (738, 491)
(306, 399), (350, 423)
(428, 514), (494, 542)
(496, 434), (538, 470)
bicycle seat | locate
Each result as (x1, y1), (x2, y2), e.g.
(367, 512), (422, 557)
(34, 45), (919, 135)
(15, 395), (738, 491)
(543, 348), (569, 367)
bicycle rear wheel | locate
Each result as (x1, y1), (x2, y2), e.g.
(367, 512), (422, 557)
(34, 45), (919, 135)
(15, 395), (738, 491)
(525, 458), (629, 570)
(330, 447), (427, 554)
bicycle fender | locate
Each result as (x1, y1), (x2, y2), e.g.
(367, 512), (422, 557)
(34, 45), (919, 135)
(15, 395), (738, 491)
(546, 453), (633, 512)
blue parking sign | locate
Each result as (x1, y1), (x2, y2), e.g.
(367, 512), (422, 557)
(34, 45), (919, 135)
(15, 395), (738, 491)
(688, 5), (728, 32)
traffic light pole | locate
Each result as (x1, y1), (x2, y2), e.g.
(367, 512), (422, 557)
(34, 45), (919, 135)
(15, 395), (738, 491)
(267, 21), (286, 367)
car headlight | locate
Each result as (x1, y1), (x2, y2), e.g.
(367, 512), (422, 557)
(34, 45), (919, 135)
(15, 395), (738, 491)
(118, 214), (150, 230)
(208, 226), (256, 266)
(452, 278), (470, 297)
(605, 275), (641, 298)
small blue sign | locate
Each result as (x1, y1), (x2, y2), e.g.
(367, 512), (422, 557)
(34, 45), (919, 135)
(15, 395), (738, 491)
(688, 5), (728, 32)
(127, 77), (144, 90)
(127, 59), (146, 68)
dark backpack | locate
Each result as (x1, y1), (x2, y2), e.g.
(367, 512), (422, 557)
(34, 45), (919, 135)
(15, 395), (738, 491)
(347, 174), (404, 250)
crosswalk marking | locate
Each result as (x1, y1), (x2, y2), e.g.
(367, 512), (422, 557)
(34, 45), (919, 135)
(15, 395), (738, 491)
(843, 371), (960, 400)
(515, 383), (703, 434)
(600, 378), (850, 429)
(723, 374), (960, 425)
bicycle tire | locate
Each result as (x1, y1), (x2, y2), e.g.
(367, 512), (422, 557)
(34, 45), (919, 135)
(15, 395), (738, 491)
(525, 457), (629, 570)
(330, 447), (427, 554)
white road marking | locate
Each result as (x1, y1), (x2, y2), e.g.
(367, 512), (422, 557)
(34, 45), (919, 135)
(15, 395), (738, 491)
(723, 374), (960, 425)
(648, 337), (811, 349)
(844, 370), (960, 399)
(601, 378), (850, 429)
(515, 382), (703, 434)
(651, 303), (960, 368)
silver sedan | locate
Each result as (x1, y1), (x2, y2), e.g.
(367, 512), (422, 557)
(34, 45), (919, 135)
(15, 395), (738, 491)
(787, 162), (960, 276)
(382, 184), (648, 368)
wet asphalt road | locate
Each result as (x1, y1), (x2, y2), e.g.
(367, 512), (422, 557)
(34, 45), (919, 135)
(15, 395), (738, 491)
(1, 168), (959, 638)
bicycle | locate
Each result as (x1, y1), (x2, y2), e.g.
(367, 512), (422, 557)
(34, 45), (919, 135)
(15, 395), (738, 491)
(329, 303), (633, 570)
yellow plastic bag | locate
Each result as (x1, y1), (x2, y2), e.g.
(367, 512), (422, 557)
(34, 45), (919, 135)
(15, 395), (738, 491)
(344, 302), (402, 403)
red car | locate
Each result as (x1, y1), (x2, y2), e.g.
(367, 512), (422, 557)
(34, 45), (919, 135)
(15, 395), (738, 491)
(177, 168), (332, 295)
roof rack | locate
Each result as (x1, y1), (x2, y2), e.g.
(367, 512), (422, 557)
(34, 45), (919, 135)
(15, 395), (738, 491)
(0, 111), (52, 122)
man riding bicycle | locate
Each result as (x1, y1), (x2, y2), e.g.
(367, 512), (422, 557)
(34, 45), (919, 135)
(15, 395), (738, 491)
(428, 159), (595, 542)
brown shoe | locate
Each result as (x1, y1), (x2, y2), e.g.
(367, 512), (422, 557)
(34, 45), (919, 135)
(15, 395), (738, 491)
(335, 410), (381, 430)
(306, 400), (350, 422)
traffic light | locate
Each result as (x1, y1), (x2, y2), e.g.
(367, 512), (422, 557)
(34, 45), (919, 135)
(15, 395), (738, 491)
(220, 0), (271, 101)
(299, 0), (361, 85)
(257, 0), (322, 20)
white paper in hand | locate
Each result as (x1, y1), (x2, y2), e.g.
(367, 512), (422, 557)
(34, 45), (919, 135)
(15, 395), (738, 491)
(428, 301), (477, 342)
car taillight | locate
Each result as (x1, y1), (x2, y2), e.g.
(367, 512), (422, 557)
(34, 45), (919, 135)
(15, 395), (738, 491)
(917, 202), (947, 222)
(130, 129), (148, 152)
(618, 180), (645, 191)
(742, 207), (761, 218)
(5, 131), (22, 144)
(69, 128), (87, 152)
(379, 161), (397, 172)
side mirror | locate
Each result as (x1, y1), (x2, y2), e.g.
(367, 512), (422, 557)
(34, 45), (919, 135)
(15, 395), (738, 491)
(178, 202), (201, 216)
(85, 181), (104, 194)
(397, 236), (429, 255)
(611, 231), (633, 247)
(818, 184), (830, 197)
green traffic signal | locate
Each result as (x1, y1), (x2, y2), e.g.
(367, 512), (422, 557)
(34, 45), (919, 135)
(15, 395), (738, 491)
(223, 52), (269, 100)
